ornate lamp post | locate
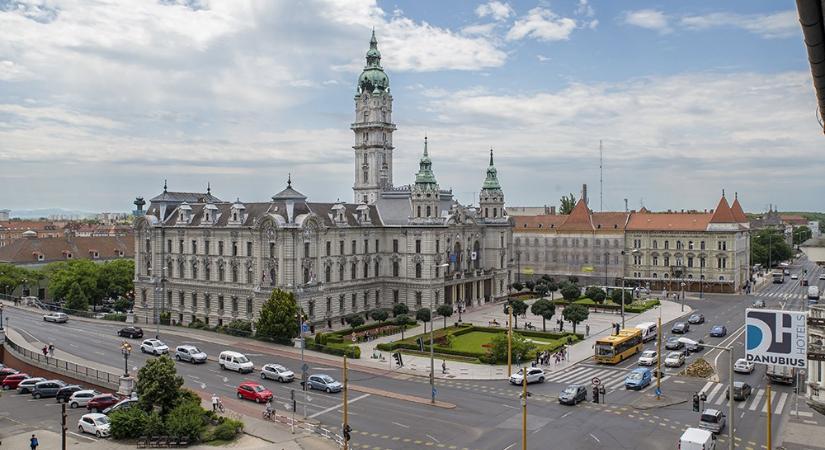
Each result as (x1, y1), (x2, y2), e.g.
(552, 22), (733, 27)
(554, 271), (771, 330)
(120, 341), (132, 377)
(0, 303), (4, 330)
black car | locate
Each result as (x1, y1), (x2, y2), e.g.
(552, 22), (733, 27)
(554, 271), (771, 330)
(725, 382), (752, 401)
(686, 339), (705, 353)
(665, 337), (684, 350)
(117, 327), (143, 339)
(56, 385), (83, 403)
(688, 314), (705, 324)
(671, 322), (690, 334)
(558, 385), (588, 405)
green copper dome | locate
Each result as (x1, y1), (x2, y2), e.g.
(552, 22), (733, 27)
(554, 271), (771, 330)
(358, 30), (389, 94)
(415, 136), (437, 185)
(482, 148), (501, 190)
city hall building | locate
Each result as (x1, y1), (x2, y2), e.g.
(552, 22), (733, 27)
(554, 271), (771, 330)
(132, 33), (513, 328)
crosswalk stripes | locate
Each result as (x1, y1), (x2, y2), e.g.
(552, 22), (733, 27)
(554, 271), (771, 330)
(705, 383), (724, 404)
(761, 390), (777, 413)
(773, 392), (788, 414)
(749, 389), (765, 411)
(699, 382), (789, 415)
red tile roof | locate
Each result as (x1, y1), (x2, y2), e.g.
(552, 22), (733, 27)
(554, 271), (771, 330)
(556, 199), (593, 231)
(591, 212), (629, 231)
(0, 234), (134, 265)
(709, 196), (737, 223)
(512, 215), (566, 230)
(626, 212), (711, 231)
(730, 197), (748, 223)
(780, 215), (808, 225)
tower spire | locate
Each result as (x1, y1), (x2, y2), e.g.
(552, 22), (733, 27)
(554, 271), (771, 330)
(489, 147), (494, 166)
(163, 179), (167, 193)
(424, 135), (428, 157)
(207, 182), (211, 195)
(287, 173), (292, 188)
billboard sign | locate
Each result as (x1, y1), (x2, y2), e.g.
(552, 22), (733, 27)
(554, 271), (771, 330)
(745, 309), (807, 369)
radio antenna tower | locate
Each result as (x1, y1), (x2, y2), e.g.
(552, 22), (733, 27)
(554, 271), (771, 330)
(599, 140), (603, 212)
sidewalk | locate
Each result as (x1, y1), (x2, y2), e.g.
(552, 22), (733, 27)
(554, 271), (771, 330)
(779, 393), (825, 450)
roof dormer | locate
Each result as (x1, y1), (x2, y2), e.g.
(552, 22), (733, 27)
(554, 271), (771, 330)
(230, 198), (245, 224)
(356, 204), (371, 225)
(204, 203), (219, 225)
(331, 203), (347, 225)
(177, 202), (193, 224)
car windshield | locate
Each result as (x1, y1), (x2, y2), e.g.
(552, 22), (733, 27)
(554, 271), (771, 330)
(641, 351), (655, 358)
(627, 372), (643, 381)
(667, 338), (678, 343)
(236, 356), (249, 363)
(735, 359), (747, 366)
(561, 387), (578, 395)
(667, 352), (681, 358)
(253, 385), (266, 392)
(189, 347), (200, 353)
(701, 413), (719, 423)
(95, 417), (110, 425)
(319, 375), (333, 383)
(595, 344), (614, 356)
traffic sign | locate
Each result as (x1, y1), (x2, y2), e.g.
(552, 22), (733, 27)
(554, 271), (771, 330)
(302, 323), (310, 333)
(591, 377), (601, 386)
(432, 387), (438, 398)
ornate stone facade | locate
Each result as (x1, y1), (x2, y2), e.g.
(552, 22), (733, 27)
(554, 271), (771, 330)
(132, 34), (512, 329)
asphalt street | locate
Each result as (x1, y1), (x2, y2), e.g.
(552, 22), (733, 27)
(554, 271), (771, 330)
(2, 259), (819, 449)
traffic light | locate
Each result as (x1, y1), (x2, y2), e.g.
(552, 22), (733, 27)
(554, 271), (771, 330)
(692, 393), (700, 412)
(343, 424), (352, 442)
(393, 352), (403, 367)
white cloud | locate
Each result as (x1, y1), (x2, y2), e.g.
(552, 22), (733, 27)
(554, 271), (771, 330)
(536, 55), (552, 62)
(680, 10), (799, 39)
(576, 0), (595, 18)
(623, 9), (670, 33)
(475, 1), (514, 21)
(506, 7), (577, 42)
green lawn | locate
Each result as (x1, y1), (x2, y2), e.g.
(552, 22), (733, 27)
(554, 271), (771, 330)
(450, 331), (565, 354)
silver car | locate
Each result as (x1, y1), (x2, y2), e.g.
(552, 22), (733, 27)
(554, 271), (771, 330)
(17, 377), (46, 394)
(260, 364), (294, 383)
(43, 312), (69, 323)
(175, 345), (207, 364)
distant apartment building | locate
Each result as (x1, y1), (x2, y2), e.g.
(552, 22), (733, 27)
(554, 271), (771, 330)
(0, 220), (63, 247)
(512, 190), (751, 294)
(0, 209), (9, 221)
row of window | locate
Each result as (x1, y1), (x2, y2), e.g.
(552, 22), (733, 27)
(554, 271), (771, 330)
(515, 237), (622, 248)
(628, 273), (726, 281)
(521, 251), (619, 265)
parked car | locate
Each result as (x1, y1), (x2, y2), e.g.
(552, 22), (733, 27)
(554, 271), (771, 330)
(32, 380), (67, 399)
(236, 381), (273, 403)
(509, 367), (546, 385)
(666, 337), (685, 350)
(140, 339), (169, 355)
(725, 382), (752, 401)
(260, 364), (295, 382)
(698, 408), (726, 434)
(709, 326), (727, 337)
(0, 367), (19, 382)
(558, 385), (588, 405)
(625, 368), (653, 390)
(102, 398), (138, 415)
(302, 374), (343, 393)
(638, 350), (657, 366)
(56, 385), (83, 403)
(671, 322), (690, 334)
(733, 358), (755, 374)
(87, 393), (120, 412)
(686, 339), (705, 353)
(78, 413), (111, 437)
(68, 390), (99, 408)
(117, 327), (143, 339)
(218, 351), (254, 373)
(664, 352), (685, 368)
(688, 313), (705, 324)
(1, 373), (30, 390)
(752, 299), (766, 309)
(17, 377), (46, 394)
(43, 312), (69, 323)
(175, 345), (207, 364)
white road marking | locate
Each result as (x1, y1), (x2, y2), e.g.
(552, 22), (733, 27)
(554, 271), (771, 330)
(749, 389), (765, 411)
(590, 433), (601, 443)
(426, 434), (440, 443)
(704, 383), (724, 405)
(699, 381), (713, 395)
(774, 392), (788, 415)
(761, 390), (777, 414)
(69, 431), (96, 441)
(308, 393), (370, 419)
(503, 443), (516, 450)
(392, 421), (410, 428)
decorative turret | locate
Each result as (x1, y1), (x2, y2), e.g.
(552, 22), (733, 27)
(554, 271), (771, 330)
(410, 136), (440, 222)
(479, 148), (505, 220)
(352, 31), (396, 204)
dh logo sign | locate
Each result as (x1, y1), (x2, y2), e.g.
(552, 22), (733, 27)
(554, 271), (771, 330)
(745, 309), (807, 369)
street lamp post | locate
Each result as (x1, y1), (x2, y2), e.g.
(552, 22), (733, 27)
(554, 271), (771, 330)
(700, 255), (704, 299)
(120, 341), (132, 377)
(0, 303), (4, 330)
(688, 341), (735, 450)
(680, 282), (686, 311)
(431, 263), (449, 405)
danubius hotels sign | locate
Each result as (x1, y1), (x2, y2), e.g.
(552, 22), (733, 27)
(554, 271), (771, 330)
(745, 309), (807, 368)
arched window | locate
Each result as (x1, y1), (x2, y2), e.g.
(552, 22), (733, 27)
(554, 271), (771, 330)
(325, 265), (331, 283)
(363, 169), (369, 183)
(652, 273), (658, 278)
(415, 263), (422, 278)
(351, 262), (357, 279)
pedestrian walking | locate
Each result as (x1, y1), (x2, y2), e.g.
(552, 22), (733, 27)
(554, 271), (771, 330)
(211, 393), (219, 412)
(42, 345), (48, 358)
(441, 360), (447, 374)
(585, 324), (590, 337)
(48, 343), (55, 358)
(30, 434), (39, 450)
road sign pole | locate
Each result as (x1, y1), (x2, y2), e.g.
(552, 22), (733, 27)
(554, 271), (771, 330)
(766, 384), (772, 450)
(656, 316), (662, 399)
(507, 306), (513, 377)
(343, 355), (349, 450)
(522, 364), (527, 450)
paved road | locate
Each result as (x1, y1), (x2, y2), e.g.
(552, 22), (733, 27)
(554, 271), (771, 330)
(4, 260), (816, 450)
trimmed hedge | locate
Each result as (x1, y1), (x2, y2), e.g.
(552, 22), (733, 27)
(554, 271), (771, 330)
(305, 341), (361, 359)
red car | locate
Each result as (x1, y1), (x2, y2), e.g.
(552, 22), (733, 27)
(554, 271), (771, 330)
(236, 381), (273, 403)
(0, 367), (19, 382)
(1, 373), (30, 390)
(87, 393), (119, 412)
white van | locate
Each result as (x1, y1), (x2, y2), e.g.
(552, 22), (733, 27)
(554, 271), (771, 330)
(679, 427), (716, 450)
(218, 351), (254, 373)
(808, 286), (820, 301)
(635, 322), (658, 342)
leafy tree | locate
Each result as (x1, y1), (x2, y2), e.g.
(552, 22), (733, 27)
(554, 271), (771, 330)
(396, 314), (410, 339)
(793, 226), (812, 246)
(562, 304), (589, 334)
(97, 259), (135, 300)
(0, 263), (31, 296)
(392, 303), (409, 317)
(511, 281), (524, 292)
(559, 193), (577, 215)
(48, 259), (103, 307)
(345, 313), (365, 328)
(750, 229), (792, 267)
(225, 319), (252, 337)
(540, 274), (554, 284)
(568, 276), (579, 284)
(255, 289), (299, 343)
(534, 283), (548, 299)
(436, 304), (453, 329)
(584, 287), (606, 304)
(505, 299), (528, 329)
(560, 284), (581, 301)
(113, 297), (132, 312)
(610, 289), (633, 305)
(370, 309), (389, 322)
(136, 356), (184, 415)
(165, 400), (205, 440)
(530, 298), (555, 331)
(109, 407), (149, 439)
(64, 282), (89, 312)
(525, 280), (536, 291)
(487, 332), (536, 365)
(416, 308), (431, 333)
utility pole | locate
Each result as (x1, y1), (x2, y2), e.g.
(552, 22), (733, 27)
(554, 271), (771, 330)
(522, 364), (528, 450)
(766, 384), (772, 450)
(599, 139), (603, 212)
(507, 304), (513, 377)
(656, 316), (662, 399)
(430, 293), (435, 404)
(61, 402), (67, 450)
(343, 355), (349, 450)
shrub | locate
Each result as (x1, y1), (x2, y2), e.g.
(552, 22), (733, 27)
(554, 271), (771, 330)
(345, 313), (365, 328)
(511, 281), (524, 292)
(392, 303), (409, 317)
(188, 318), (207, 329)
(109, 407), (149, 439)
(584, 287), (606, 304)
(370, 309), (389, 322)
(144, 411), (166, 436)
(225, 319), (252, 337)
(159, 311), (171, 325)
(102, 312), (127, 322)
(561, 284), (581, 301)
(212, 418), (244, 441)
(165, 401), (206, 440)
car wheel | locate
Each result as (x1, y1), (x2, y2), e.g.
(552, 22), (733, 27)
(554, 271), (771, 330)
(237, 392), (242, 399)
(326, 387), (332, 393)
(307, 383), (313, 390)
(278, 377), (284, 383)
(260, 373), (266, 380)
(71, 402), (78, 408)
(255, 397), (262, 403)
(96, 431), (102, 438)
(33, 393), (40, 399)
(175, 354), (181, 361)
(140, 347), (146, 353)
(79, 426), (84, 434)
(538, 377), (545, 383)
(219, 364), (225, 370)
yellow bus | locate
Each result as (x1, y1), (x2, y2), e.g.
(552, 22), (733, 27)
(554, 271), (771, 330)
(594, 328), (643, 364)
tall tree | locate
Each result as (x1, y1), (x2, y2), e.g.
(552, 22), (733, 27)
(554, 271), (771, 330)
(416, 308), (431, 334)
(136, 356), (184, 415)
(530, 298), (555, 332)
(436, 304), (453, 329)
(396, 314), (410, 339)
(48, 260), (103, 307)
(392, 303), (409, 317)
(506, 299), (528, 329)
(750, 229), (792, 267)
(562, 304), (589, 334)
(793, 226), (812, 245)
(370, 309), (389, 322)
(255, 289), (299, 342)
(561, 284), (581, 301)
(559, 193), (577, 215)
(585, 286), (606, 304)
(0, 263), (28, 295)
(64, 281), (89, 312)
(97, 259), (135, 300)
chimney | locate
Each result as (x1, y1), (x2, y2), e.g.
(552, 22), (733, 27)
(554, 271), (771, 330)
(581, 184), (588, 204)
(550, 206), (556, 215)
